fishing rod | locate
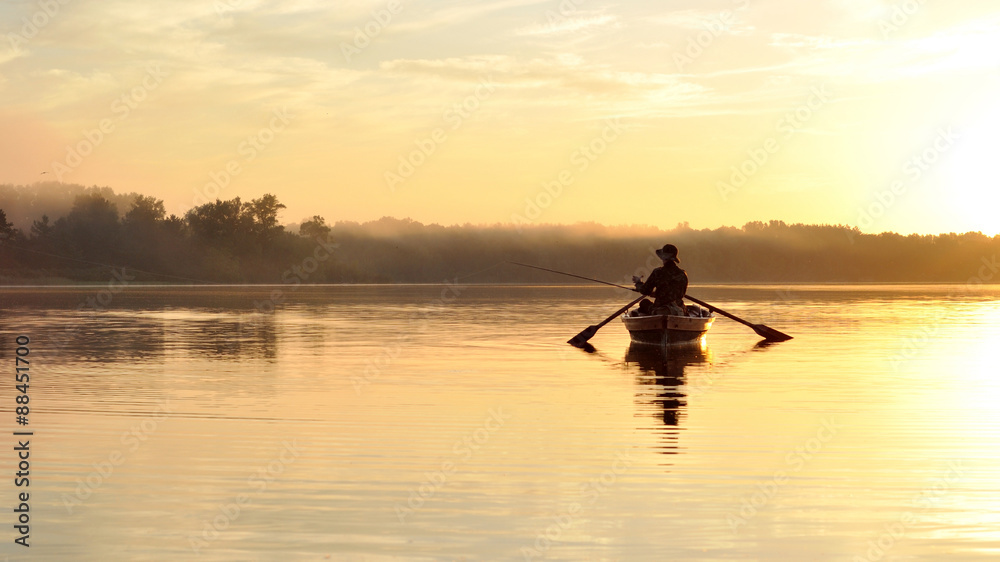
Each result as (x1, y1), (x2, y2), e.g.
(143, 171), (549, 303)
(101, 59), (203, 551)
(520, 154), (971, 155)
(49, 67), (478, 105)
(507, 261), (793, 342)
(506, 261), (635, 292)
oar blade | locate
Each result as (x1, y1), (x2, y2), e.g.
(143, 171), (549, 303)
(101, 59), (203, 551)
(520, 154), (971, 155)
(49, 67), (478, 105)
(752, 324), (793, 342)
(568, 325), (599, 348)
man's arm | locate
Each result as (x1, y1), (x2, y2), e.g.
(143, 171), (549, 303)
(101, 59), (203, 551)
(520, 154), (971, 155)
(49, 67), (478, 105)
(635, 268), (661, 296)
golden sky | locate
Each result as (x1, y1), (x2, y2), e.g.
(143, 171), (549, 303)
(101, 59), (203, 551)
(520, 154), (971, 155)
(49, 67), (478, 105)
(2, 0), (999, 234)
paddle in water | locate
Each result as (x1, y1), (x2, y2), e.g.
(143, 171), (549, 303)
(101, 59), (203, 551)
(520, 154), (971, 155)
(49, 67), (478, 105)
(682, 295), (792, 342)
(508, 261), (793, 344)
(568, 295), (646, 348)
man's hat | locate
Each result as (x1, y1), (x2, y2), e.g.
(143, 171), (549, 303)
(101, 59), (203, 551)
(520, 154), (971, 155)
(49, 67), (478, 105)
(655, 243), (679, 263)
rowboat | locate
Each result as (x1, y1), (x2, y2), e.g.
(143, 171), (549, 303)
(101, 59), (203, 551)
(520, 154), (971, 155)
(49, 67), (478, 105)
(621, 311), (714, 346)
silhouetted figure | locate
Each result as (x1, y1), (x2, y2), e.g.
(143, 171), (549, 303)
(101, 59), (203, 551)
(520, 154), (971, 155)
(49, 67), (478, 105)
(633, 243), (688, 316)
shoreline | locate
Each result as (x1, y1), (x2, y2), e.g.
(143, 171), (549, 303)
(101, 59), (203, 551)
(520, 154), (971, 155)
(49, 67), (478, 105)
(2, 281), (999, 289)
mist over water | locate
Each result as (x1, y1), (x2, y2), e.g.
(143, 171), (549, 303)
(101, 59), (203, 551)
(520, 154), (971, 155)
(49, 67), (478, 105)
(1, 284), (999, 560)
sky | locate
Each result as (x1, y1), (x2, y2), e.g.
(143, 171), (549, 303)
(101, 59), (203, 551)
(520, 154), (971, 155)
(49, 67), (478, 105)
(1, 0), (999, 235)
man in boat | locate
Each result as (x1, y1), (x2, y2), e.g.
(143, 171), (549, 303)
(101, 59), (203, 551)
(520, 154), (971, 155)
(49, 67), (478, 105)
(632, 244), (688, 317)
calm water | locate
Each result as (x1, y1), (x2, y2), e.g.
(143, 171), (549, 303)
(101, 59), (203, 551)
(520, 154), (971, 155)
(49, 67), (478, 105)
(1, 284), (999, 561)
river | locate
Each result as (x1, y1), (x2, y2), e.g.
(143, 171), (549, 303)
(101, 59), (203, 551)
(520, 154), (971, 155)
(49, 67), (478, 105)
(1, 284), (998, 560)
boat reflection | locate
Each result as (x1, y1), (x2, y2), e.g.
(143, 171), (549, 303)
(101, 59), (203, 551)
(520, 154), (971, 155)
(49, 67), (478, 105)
(624, 342), (712, 454)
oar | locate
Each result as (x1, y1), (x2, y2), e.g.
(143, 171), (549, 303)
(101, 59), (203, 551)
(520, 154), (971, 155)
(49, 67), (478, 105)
(568, 295), (646, 348)
(508, 261), (793, 342)
(682, 295), (792, 342)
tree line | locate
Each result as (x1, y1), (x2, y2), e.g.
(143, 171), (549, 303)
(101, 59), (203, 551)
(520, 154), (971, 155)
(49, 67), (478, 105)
(1, 183), (998, 284)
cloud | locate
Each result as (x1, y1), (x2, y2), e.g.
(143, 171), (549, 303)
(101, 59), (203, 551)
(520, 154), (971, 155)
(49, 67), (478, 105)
(378, 53), (719, 122)
(515, 13), (619, 36)
(769, 33), (873, 51)
(650, 9), (755, 36)
(381, 54), (702, 95)
(388, 0), (549, 34)
(0, 48), (24, 66)
(764, 15), (1000, 83)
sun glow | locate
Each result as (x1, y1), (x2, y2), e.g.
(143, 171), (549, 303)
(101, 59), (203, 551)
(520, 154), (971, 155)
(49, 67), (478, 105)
(2, 2), (1000, 233)
(940, 105), (1000, 236)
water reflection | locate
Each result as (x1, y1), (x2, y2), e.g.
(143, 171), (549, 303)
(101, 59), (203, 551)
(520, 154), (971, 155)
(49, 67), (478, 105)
(624, 342), (711, 455)
(26, 311), (281, 362)
(1, 285), (998, 559)
(191, 315), (279, 360)
(0, 287), (286, 362)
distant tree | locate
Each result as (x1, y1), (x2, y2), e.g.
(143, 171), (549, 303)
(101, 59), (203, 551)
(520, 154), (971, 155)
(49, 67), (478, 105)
(67, 193), (120, 226)
(299, 215), (330, 239)
(0, 209), (15, 242)
(62, 193), (121, 261)
(119, 196), (170, 271)
(186, 197), (247, 243)
(163, 214), (185, 235)
(123, 195), (166, 227)
(5, 184), (1000, 284)
(184, 195), (287, 262)
(29, 215), (53, 239)
(243, 194), (286, 243)
(0, 182), (142, 233)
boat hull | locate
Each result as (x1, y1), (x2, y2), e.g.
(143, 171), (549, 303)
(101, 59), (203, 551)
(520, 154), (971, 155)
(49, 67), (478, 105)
(621, 314), (714, 346)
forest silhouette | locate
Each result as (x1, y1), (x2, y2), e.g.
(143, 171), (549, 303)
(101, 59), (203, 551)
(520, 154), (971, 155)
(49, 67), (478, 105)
(1, 183), (998, 285)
